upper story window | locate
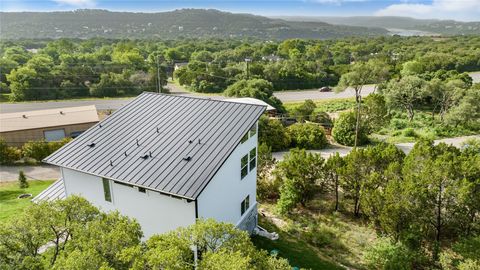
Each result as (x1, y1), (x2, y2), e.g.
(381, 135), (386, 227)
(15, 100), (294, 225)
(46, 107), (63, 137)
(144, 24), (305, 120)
(241, 195), (250, 216)
(249, 147), (256, 171)
(240, 124), (257, 144)
(102, 178), (112, 202)
(241, 154), (249, 179)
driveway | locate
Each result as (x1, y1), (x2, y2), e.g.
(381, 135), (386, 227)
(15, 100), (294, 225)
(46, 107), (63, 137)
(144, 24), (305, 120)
(0, 165), (60, 182)
(272, 135), (480, 161)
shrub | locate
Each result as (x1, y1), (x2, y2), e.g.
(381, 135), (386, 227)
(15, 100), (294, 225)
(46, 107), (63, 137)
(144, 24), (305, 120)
(364, 237), (416, 270)
(22, 138), (71, 161)
(287, 123), (327, 149)
(258, 115), (291, 152)
(18, 170), (28, 189)
(402, 128), (417, 137)
(389, 118), (408, 130)
(309, 111), (333, 127)
(332, 111), (369, 146)
(0, 138), (21, 165)
(304, 223), (340, 249)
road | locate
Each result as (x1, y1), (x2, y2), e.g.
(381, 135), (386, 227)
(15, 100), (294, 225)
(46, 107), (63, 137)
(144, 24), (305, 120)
(0, 84), (374, 113)
(1, 71), (478, 114)
(272, 135), (480, 161)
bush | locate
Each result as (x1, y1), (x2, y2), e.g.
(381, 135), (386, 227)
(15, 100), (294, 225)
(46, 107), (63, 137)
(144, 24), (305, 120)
(22, 138), (71, 161)
(18, 170), (28, 189)
(258, 115), (291, 152)
(287, 123), (328, 149)
(0, 138), (21, 165)
(332, 111), (369, 146)
(309, 111), (333, 127)
(304, 223), (340, 249)
(402, 128), (417, 137)
(364, 237), (416, 270)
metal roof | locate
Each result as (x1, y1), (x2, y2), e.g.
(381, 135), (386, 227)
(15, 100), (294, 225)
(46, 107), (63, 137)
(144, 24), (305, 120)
(0, 105), (99, 133)
(43, 92), (265, 200)
(31, 178), (66, 203)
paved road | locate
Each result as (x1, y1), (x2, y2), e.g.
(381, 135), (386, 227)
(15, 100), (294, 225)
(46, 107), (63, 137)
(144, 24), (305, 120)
(0, 84), (373, 113)
(1, 70), (477, 113)
(272, 135), (480, 161)
(0, 165), (60, 182)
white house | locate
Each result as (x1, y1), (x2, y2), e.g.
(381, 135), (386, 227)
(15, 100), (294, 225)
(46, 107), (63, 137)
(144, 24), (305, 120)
(34, 93), (265, 238)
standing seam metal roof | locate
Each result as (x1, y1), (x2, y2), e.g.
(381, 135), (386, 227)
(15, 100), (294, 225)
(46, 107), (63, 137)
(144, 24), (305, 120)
(43, 92), (266, 200)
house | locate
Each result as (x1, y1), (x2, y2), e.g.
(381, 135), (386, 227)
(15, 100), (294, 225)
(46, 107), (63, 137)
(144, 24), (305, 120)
(173, 62), (189, 71)
(36, 93), (265, 238)
(224, 97), (277, 116)
(0, 106), (99, 147)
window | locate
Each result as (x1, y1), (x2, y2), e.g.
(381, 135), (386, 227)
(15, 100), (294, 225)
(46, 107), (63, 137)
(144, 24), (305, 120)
(240, 132), (249, 143)
(241, 154), (248, 179)
(249, 147), (256, 171)
(241, 195), (250, 216)
(44, 129), (66, 142)
(138, 187), (146, 193)
(102, 178), (112, 202)
(249, 124), (257, 137)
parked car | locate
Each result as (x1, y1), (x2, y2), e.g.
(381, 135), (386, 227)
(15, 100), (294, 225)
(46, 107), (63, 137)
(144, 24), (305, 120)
(319, 86), (332, 92)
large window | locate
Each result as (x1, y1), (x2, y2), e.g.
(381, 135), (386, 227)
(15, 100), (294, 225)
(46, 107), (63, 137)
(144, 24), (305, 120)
(249, 147), (256, 171)
(102, 178), (112, 202)
(44, 129), (66, 142)
(241, 195), (250, 216)
(241, 154), (248, 179)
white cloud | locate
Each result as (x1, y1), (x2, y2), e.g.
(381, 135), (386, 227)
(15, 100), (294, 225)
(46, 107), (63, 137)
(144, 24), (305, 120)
(52, 0), (96, 7)
(375, 0), (480, 21)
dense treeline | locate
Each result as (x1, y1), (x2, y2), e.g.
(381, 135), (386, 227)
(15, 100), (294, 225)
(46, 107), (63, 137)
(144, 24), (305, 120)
(1, 36), (479, 105)
(258, 140), (480, 269)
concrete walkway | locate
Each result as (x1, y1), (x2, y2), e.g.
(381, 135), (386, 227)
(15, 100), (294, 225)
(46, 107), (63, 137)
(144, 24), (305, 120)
(0, 165), (60, 182)
(272, 135), (480, 161)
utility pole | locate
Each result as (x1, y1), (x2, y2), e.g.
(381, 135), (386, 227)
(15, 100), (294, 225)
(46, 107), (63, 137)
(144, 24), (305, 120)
(156, 55), (162, 93)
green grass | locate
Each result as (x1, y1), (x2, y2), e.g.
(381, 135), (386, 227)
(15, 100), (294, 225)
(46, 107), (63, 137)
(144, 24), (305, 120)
(0, 180), (54, 222)
(252, 215), (343, 270)
(0, 95), (137, 103)
(284, 98), (356, 113)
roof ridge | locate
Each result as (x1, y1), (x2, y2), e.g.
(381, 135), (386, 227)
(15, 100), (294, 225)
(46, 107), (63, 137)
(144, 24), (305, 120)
(141, 91), (268, 109)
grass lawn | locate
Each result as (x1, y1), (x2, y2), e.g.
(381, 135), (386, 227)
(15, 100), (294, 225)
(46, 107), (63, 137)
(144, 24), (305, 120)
(0, 180), (54, 222)
(284, 98), (355, 113)
(253, 200), (377, 270)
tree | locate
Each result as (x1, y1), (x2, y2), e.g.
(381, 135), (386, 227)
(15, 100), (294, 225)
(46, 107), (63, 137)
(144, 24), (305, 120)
(257, 143), (280, 201)
(287, 123), (328, 149)
(224, 79), (285, 113)
(18, 170), (28, 189)
(382, 76), (426, 122)
(293, 99), (316, 122)
(427, 79), (468, 121)
(0, 138), (21, 165)
(258, 115), (291, 152)
(274, 149), (324, 211)
(446, 85), (480, 128)
(323, 153), (345, 211)
(335, 60), (389, 147)
(362, 93), (389, 132)
(332, 111), (369, 146)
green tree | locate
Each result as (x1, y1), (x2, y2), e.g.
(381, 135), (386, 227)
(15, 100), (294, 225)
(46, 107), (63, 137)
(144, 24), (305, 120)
(446, 85), (480, 128)
(332, 111), (369, 146)
(18, 170), (28, 189)
(323, 153), (345, 211)
(258, 115), (291, 152)
(274, 149), (324, 211)
(287, 123), (328, 149)
(362, 93), (389, 132)
(257, 143), (280, 201)
(293, 99), (316, 122)
(224, 79), (285, 113)
(382, 75), (426, 122)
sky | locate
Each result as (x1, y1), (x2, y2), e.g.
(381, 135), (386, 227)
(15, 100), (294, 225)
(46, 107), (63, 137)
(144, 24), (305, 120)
(1, 0), (479, 21)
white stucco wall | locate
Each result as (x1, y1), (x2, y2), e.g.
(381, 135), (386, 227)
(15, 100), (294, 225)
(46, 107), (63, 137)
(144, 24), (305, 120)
(62, 167), (196, 238)
(196, 124), (258, 227)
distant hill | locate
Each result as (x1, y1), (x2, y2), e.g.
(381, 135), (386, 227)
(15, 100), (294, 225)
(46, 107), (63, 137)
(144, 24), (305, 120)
(0, 9), (388, 40)
(275, 16), (480, 36)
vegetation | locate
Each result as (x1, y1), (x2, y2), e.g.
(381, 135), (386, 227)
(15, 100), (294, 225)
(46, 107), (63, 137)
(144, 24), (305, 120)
(287, 123), (328, 149)
(0, 138), (71, 165)
(18, 171), (28, 189)
(255, 141), (480, 269)
(332, 111), (369, 146)
(0, 180), (54, 222)
(0, 196), (291, 269)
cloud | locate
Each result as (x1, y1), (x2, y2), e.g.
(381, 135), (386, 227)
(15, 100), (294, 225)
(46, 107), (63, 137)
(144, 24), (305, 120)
(375, 0), (480, 21)
(52, 0), (96, 7)
(308, 0), (367, 4)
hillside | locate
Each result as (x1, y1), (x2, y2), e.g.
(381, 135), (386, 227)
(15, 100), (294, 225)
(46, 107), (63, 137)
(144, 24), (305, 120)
(0, 9), (388, 40)
(277, 16), (480, 35)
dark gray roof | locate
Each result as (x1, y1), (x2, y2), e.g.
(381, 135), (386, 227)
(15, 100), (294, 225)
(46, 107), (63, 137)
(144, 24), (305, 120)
(44, 93), (265, 200)
(32, 178), (66, 203)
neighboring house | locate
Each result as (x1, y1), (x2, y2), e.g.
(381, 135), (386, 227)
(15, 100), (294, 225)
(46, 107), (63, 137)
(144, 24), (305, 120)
(261, 55), (282, 62)
(224, 97), (277, 116)
(173, 62), (188, 71)
(36, 93), (265, 238)
(0, 106), (99, 147)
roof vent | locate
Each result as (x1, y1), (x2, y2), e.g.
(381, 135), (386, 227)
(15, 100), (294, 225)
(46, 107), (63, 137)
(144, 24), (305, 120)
(22, 115), (27, 119)
(149, 151), (153, 157)
(182, 156), (192, 161)
(110, 160), (114, 166)
(87, 143), (96, 147)
(98, 124), (102, 128)
(188, 140), (193, 144)
(136, 139), (140, 146)
(124, 151), (128, 157)
(156, 127), (160, 133)
(198, 139), (202, 145)
(141, 154), (149, 160)
(60, 111), (64, 115)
